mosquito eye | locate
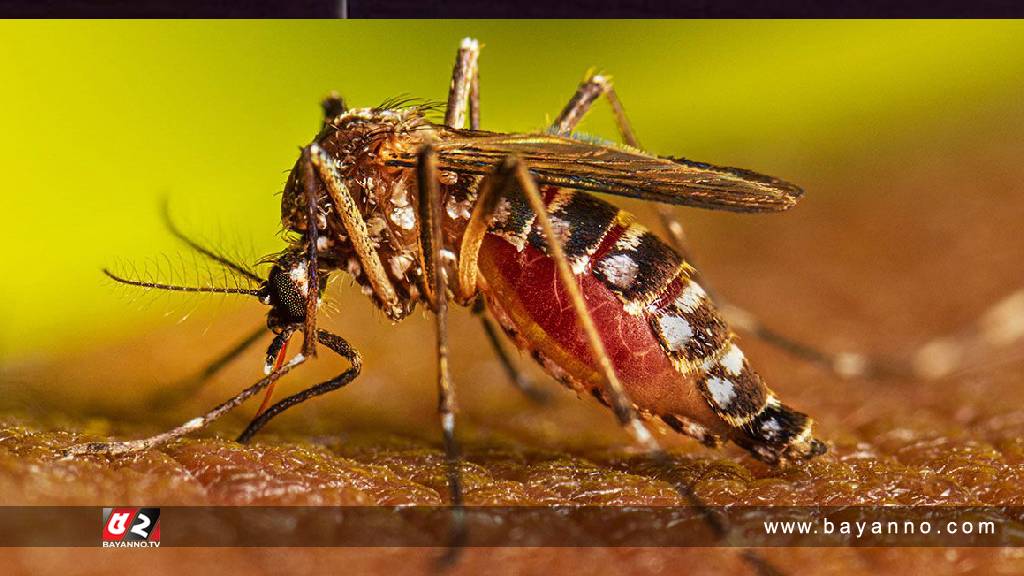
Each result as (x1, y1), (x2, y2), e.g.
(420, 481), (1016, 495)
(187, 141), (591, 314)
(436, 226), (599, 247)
(267, 266), (307, 323)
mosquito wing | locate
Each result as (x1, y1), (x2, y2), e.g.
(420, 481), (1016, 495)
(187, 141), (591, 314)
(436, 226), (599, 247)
(386, 130), (803, 213)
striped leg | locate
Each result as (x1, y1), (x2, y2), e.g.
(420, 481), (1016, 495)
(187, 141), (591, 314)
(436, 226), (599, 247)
(552, 72), (884, 380)
(250, 142), (393, 411)
(416, 145), (467, 564)
(445, 37), (481, 130)
(296, 146), (322, 358)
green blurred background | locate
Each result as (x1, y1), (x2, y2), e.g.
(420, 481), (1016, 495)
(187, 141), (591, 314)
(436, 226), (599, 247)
(2, 20), (1024, 361)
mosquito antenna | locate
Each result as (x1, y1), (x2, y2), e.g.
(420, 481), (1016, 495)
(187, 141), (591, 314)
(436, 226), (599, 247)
(161, 198), (263, 283)
(103, 268), (261, 296)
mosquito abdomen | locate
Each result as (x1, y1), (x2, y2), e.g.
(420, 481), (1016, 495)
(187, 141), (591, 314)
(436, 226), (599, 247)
(477, 186), (825, 463)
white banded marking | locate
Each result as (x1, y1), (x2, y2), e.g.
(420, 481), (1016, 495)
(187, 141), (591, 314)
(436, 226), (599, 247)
(719, 343), (745, 376)
(760, 418), (782, 439)
(656, 314), (693, 351)
(598, 254), (640, 290)
(182, 417), (204, 431)
(706, 376), (736, 409)
(676, 281), (707, 313)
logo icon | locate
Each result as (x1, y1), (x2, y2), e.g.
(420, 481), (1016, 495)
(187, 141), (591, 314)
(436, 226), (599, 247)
(102, 508), (161, 547)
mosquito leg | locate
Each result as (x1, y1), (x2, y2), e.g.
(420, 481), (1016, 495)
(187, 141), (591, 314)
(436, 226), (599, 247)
(416, 145), (468, 564)
(733, 286), (1024, 380)
(444, 37), (480, 130)
(63, 351), (307, 457)
(469, 55), (480, 130)
(294, 146), (322, 358)
(470, 299), (549, 404)
(452, 130), (549, 404)
(308, 144), (403, 318)
(144, 323), (266, 409)
(235, 329), (361, 443)
(552, 73), (638, 147)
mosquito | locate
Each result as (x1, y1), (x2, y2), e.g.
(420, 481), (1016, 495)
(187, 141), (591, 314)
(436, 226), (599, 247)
(66, 38), (1024, 573)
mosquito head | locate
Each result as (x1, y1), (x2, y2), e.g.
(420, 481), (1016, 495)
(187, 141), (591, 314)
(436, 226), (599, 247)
(258, 252), (326, 332)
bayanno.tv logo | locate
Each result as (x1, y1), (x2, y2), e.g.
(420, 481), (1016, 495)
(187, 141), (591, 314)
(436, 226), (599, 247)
(101, 507), (161, 548)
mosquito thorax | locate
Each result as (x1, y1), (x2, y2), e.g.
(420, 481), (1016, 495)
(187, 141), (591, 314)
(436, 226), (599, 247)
(279, 105), (442, 320)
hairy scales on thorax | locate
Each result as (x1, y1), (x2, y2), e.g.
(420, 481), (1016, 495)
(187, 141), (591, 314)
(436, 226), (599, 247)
(281, 106), (487, 317)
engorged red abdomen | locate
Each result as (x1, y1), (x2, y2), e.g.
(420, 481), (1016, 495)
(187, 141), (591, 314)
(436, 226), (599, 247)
(477, 235), (727, 432)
